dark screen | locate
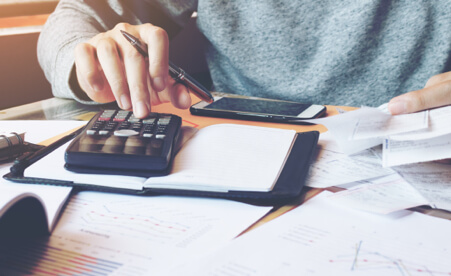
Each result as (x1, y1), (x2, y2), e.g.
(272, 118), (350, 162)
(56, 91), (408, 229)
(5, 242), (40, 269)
(204, 97), (310, 116)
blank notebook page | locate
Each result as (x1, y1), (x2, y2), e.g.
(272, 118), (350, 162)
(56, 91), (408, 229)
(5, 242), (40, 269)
(144, 124), (296, 192)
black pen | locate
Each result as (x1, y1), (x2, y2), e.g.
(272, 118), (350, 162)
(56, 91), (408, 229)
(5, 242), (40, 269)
(10, 127), (84, 176)
(120, 30), (214, 103)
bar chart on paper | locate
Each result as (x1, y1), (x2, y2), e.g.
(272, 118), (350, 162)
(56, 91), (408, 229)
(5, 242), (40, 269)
(0, 240), (125, 276)
(0, 191), (271, 275)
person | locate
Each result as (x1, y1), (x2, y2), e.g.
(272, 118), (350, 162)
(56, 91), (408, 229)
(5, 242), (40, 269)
(38, 1), (451, 119)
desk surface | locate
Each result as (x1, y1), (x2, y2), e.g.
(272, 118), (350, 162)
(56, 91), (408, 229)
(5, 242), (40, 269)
(1, 95), (450, 225)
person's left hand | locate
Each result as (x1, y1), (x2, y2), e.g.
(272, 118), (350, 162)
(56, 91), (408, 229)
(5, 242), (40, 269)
(388, 72), (451, 115)
(388, 71), (451, 164)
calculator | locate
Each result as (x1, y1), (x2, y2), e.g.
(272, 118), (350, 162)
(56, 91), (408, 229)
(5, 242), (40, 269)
(65, 110), (182, 176)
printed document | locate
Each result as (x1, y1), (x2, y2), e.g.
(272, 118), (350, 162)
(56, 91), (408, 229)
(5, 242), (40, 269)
(174, 192), (451, 276)
(0, 191), (272, 275)
(0, 120), (87, 230)
(307, 105), (451, 166)
(394, 162), (451, 211)
(305, 132), (394, 188)
(327, 173), (429, 214)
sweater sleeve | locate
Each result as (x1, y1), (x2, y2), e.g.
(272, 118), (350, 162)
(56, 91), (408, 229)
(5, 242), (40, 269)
(37, 0), (197, 104)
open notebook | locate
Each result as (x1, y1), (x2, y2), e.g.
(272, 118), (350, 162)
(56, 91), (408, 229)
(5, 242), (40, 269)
(5, 124), (319, 205)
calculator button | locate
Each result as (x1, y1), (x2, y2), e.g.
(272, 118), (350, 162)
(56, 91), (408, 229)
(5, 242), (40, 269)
(143, 118), (156, 124)
(86, 129), (96, 135)
(99, 111), (114, 121)
(114, 129), (140, 137)
(93, 121), (104, 126)
(157, 119), (171, 125)
(99, 112), (114, 120)
(99, 130), (110, 135)
(116, 110), (129, 116)
(118, 122), (131, 129)
(131, 122), (143, 131)
(156, 126), (167, 134)
(128, 115), (141, 123)
(143, 133), (153, 138)
(104, 122), (117, 130)
(156, 134), (166, 139)
(114, 111), (130, 121)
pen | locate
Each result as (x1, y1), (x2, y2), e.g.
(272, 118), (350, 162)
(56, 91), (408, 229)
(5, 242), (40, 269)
(10, 127), (84, 176)
(120, 30), (214, 103)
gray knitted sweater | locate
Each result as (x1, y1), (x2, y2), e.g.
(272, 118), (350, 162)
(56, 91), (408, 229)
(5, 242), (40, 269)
(38, 0), (451, 107)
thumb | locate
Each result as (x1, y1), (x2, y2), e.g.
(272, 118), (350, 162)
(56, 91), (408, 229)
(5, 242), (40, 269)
(388, 80), (451, 115)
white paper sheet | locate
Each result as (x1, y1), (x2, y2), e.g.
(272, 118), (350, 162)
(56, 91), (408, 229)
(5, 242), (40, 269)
(0, 120), (87, 144)
(16, 191), (271, 275)
(144, 124), (295, 191)
(394, 162), (451, 211)
(351, 110), (428, 140)
(327, 174), (429, 214)
(306, 106), (451, 165)
(0, 120), (86, 230)
(0, 178), (72, 231)
(305, 132), (394, 188)
(382, 133), (451, 167)
(174, 192), (451, 276)
(306, 108), (384, 154)
(390, 105), (451, 140)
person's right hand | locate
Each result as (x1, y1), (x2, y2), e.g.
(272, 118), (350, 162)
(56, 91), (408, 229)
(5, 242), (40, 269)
(74, 23), (192, 118)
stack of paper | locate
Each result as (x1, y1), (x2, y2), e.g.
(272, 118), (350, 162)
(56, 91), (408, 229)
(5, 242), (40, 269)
(305, 132), (433, 214)
(307, 105), (451, 167)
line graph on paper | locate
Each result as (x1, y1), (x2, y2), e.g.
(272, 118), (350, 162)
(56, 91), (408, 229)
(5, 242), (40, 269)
(58, 192), (219, 247)
(329, 240), (451, 276)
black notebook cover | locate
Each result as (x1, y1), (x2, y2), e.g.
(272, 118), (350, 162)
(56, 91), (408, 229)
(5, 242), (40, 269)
(4, 131), (319, 206)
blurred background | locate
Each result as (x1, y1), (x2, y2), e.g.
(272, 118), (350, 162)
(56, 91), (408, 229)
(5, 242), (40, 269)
(0, 0), (210, 110)
(0, 0), (57, 110)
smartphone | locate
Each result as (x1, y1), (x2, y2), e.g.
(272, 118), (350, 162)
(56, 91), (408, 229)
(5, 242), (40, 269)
(190, 96), (326, 123)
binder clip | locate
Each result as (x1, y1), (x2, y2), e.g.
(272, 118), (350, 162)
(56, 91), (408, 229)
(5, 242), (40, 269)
(0, 133), (44, 164)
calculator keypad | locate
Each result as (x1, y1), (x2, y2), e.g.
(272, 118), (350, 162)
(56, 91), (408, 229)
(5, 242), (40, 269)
(87, 110), (171, 139)
(65, 109), (181, 174)
(79, 110), (179, 156)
